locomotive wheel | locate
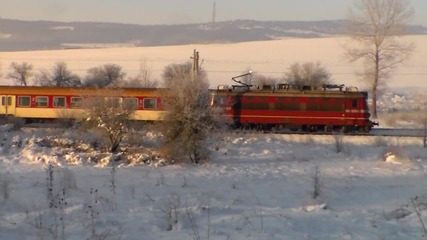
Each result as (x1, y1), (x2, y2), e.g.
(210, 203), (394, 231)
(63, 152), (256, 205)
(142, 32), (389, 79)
(358, 126), (370, 133)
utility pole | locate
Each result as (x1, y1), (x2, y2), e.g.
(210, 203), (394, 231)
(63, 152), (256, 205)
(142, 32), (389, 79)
(191, 49), (199, 81)
(424, 100), (427, 148)
(212, 0), (216, 24)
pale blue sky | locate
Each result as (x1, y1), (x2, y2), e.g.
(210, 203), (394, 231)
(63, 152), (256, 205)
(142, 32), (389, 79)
(1, 0), (426, 26)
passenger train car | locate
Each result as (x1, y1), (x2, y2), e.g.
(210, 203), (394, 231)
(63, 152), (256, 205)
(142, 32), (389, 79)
(0, 86), (165, 121)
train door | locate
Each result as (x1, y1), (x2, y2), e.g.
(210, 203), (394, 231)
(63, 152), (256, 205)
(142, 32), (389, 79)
(0, 95), (16, 116)
(345, 98), (359, 121)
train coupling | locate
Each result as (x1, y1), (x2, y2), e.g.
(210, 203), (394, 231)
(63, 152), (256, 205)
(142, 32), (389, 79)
(371, 120), (379, 127)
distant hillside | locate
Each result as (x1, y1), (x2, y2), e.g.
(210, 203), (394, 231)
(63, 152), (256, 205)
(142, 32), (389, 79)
(1, 18), (426, 52)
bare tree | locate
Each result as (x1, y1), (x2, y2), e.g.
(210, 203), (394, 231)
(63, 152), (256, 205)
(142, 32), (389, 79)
(283, 62), (332, 89)
(158, 61), (216, 164)
(84, 64), (126, 88)
(35, 61), (81, 87)
(412, 91), (427, 148)
(123, 75), (158, 88)
(6, 62), (33, 86)
(162, 62), (207, 87)
(120, 61), (158, 88)
(345, 0), (415, 118)
(252, 73), (278, 89)
(83, 89), (136, 153)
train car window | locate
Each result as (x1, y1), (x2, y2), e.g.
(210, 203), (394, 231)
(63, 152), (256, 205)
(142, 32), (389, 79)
(219, 96), (226, 105)
(258, 96), (268, 102)
(241, 102), (270, 110)
(352, 99), (358, 108)
(1, 96), (4, 106)
(36, 96), (48, 107)
(71, 97), (83, 108)
(7, 97), (12, 106)
(143, 98), (157, 109)
(106, 97), (121, 108)
(53, 97), (66, 108)
(123, 98), (138, 110)
(212, 95), (226, 106)
(18, 96), (31, 107)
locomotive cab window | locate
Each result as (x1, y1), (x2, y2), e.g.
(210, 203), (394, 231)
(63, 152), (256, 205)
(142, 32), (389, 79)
(71, 97), (83, 108)
(18, 96), (31, 107)
(143, 98), (157, 109)
(352, 99), (358, 108)
(36, 96), (48, 107)
(53, 97), (66, 108)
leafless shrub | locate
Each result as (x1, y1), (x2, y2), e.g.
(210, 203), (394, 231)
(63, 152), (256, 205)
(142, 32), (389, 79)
(0, 171), (10, 203)
(158, 60), (222, 164)
(182, 175), (187, 188)
(25, 204), (48, 240)
(129, 185), (136, 200)
(411, 197), (427, 239)
(186, 207), (201, 240)
(333, 132), (345, 153)
(155, 171), (165, 187)
(85, 188), (100, 239)
(91, 226), (123, 240)
(46, 163), (54, 203)
(313, 166), (321, 200)
(109, 166), (117, 211)
(143, 192), (182, 231)
(49, 189), (68, 240)
(58, 167), (77, 195)
(158, 194), (181, 231)
(83, 89), (136, 153)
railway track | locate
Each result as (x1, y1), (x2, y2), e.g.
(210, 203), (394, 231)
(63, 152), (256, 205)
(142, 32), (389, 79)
(257, 128), (426, 138)
(370, 128), (426, 137)
(4, 122), (426, 138)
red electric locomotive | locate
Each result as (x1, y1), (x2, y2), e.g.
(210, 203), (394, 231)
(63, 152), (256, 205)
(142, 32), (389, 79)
(210, 74), (378, 133)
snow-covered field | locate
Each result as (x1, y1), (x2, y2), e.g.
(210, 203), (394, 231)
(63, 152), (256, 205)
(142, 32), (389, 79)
(1, 124), (427, 240)
(1, 35), (427, 90)
(1, 36), (427, 239)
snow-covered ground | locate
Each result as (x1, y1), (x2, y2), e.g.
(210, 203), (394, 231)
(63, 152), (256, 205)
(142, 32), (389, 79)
(1, 124), (427, 240)
(1, 36), (427, 239)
